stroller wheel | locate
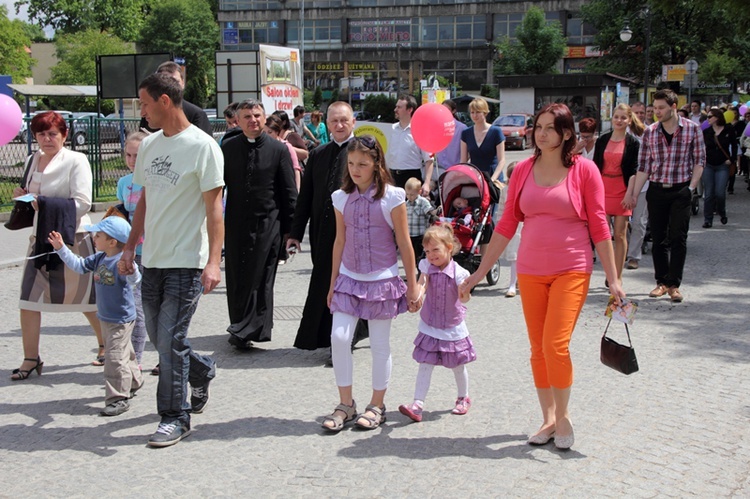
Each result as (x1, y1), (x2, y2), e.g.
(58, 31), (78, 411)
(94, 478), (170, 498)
(485, 259), (500, 286)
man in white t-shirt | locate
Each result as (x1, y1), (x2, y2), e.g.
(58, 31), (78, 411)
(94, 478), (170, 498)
(386, 94), (433, 195)
(119, 72), (225, 448)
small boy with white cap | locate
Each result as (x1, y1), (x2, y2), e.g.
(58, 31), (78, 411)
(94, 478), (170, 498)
(48, 216), (144, 416)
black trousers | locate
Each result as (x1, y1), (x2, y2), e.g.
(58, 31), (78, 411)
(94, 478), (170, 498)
(646, 183), (691, 288)
(390, 169), (422, 189)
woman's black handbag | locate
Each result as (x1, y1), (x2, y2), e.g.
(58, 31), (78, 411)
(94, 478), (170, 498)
(4, 156), (35, 231)
(600, 318), (639, 375)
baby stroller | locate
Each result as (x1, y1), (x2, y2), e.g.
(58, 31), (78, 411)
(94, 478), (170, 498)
(437, 163), (501, 286)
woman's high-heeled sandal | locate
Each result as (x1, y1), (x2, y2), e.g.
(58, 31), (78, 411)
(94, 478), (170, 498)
(322, 401), (357, 432)
(10, 357), (44, 381)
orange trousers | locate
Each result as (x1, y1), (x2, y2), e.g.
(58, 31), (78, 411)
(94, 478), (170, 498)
(517, 272), (590, 389)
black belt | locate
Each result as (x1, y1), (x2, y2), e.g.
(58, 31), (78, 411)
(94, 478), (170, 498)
(390, 169), (420, 174)
(650, 181), (689, 189)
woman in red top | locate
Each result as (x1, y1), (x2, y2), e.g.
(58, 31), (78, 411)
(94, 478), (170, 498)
(462, 104), (625, 450)
(593, 103), (643, 285)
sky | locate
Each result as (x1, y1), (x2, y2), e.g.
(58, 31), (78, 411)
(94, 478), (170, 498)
(2, 0), (54, 37)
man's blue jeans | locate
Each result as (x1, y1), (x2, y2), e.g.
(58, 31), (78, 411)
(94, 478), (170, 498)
(702, 162), (729, 223)
(142, 267), (215, 424)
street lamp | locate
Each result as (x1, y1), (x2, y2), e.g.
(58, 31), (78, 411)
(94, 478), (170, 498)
(620, 8), (651, 105)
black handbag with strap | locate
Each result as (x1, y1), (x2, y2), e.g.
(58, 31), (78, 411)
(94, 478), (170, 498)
(600, 318), (639, 375)
(713, 131), (737, 176)
(4, 155), (36, 231)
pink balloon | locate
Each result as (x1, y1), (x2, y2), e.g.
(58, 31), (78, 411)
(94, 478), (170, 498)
(410, 103), (456, 154)
(0, 94), (23, 146)
(741, 105), (748, 116)
(744, 123), (750, 137)
(700, 119), (710, 131)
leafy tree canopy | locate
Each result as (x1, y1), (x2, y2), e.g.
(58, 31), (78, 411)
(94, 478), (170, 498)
(14, 0), (147, 41)
(139, 0), (218, 107)
(581, 0), (750, 85)
(48, 29), (131, 112)
(0, 6), (35, 82)
(494, 6), (566, 76)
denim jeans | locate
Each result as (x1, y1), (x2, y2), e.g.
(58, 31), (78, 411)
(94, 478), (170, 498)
(646, 184), (692, 288)
(702, 162), (729, 223)
(142, 267), (216, 424)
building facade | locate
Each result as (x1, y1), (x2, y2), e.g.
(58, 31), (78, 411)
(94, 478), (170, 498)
(217, 0), (595, 97)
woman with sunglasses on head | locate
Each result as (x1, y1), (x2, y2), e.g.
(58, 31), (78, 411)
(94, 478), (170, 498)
(461, 104), (625, 450)
(322, 135), (419, 432)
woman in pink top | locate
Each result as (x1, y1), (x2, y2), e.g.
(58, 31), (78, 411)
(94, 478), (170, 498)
(593, 103), (643, 285)
(265, 114), (303, 191)
(461, 104), (625, 450)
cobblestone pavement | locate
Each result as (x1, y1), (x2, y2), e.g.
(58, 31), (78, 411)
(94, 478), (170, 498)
(1, 154), (749, 497)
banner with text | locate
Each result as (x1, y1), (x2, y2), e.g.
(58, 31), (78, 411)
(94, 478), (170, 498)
(259, 44), (303, 113)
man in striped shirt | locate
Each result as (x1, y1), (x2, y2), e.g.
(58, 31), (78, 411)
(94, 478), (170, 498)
(627, 89), (706, 303)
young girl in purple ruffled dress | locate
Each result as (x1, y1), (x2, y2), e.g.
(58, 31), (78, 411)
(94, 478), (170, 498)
(399, 222), (475, 423)
(321, 135), (419, 432)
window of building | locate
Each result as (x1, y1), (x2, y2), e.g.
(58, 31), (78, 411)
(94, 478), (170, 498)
(493, 13), (523, 41)
(414, 15), (486, 49)
(566, 12), (595, 45)
(224, 21), (280, 50)
(288, 19), (342, 50)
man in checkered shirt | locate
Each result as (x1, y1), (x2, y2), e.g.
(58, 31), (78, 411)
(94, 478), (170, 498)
(404, 177), (436, 264)
(626, 89), (705, 304)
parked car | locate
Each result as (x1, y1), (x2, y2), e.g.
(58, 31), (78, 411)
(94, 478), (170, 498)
(17, 110), (74, 143)
(353, 110), (374, 122)
(492, 114), (534, 150)
(69, 112), (122, 146)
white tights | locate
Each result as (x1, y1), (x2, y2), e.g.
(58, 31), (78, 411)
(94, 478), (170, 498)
(508, 261), (518, 291)
(413, 363), (469, 404)
(331, 312), (392, 390)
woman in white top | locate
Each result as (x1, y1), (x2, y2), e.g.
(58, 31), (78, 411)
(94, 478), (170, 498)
(11, 111), (101, 380)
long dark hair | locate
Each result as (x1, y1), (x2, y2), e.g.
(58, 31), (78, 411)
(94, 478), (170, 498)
(341, 135), (392, 199)
(531, 103), (577, 168)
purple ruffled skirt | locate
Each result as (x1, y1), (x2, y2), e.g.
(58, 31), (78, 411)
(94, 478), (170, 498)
(412, 332), (477, 368)
(330, 274), (408, 320)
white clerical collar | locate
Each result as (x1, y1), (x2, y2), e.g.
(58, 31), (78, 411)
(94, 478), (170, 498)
(334, 133), (355, 147)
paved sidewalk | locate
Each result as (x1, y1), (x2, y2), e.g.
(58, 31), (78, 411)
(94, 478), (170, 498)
(1, 172), (749, 496)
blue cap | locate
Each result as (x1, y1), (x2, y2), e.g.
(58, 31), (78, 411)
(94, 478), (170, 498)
(84, 216), (131, 244)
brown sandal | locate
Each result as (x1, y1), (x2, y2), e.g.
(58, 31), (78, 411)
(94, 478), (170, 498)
(355, 404), (386, 430)
(321, 401), (357, 432)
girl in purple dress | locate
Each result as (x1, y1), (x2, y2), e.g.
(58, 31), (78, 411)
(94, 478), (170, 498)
(321, 135), (419, 432)
(399, 223), (475, 423)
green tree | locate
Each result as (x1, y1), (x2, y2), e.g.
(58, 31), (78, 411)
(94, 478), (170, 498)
(312, 86), (322, 108)
(15, 0), (147, 41)
(20, 21), (47, 42)
(139, 0), (218, 107)
(581, 0), (749, 86)
(48, 29), (131, 111)
(700, 43), (741, 85)
(494, 6), (566, 76)
(0, 6), (35, 83)
(363, 94), (396, 123)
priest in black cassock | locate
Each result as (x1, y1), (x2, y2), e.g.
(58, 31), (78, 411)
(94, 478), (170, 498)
(222, 99), (297, 349)
(287, 102), (357, 350)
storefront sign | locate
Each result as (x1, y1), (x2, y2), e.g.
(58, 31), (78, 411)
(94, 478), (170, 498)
(348, 19), (411, 48)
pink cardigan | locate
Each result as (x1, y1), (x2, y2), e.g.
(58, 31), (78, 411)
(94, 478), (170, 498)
(495, 155), (611, 244)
